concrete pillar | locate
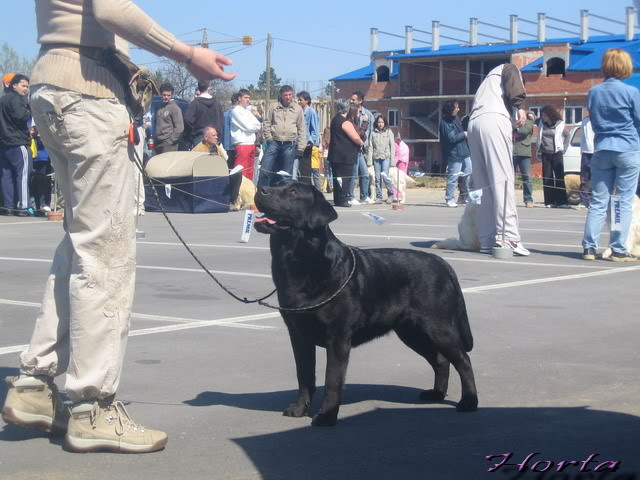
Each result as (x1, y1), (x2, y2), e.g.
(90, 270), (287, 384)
(432, 21), (440, 51)
(626, 7), (635, 42)
(370, 28), (379, 55)
(405, 25), (413, 54)
(470, 18), (478, 46)
(510, 15), (518, 44)
(580, 10), (589, 42)
(537, 13), (545, 42)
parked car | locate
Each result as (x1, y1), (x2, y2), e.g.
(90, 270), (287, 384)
(145, 95), (189, 151)
(562, 125), (582, 205)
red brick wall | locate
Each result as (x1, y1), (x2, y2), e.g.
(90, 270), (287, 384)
(523, 71), (604, 94)
(333, 79), (399, 101)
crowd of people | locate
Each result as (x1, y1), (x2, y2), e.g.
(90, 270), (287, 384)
(437, 49), (639, 261)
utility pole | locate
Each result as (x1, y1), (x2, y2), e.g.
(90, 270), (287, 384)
(201, 28), (209, 48)
(265, 33), (272, 107)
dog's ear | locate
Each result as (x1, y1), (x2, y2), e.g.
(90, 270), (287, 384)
(307, 187), (338, 229)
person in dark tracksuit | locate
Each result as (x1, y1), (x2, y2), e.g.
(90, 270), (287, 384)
(0, 74), (33, 216)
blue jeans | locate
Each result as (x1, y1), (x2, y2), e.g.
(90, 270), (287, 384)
(582, 150), (640, 253)
(513, 155), (533, 203)
(373, 158), (394, 199)
(445, 156), (472, 202)
(349, 153), (370, 201)
(257, 140), (297, 187)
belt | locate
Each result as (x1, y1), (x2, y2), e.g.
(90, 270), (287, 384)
(273, 140), (296, 144)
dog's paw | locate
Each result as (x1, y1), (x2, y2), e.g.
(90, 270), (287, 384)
(419, 389), (446, 401)
(283, 403), (309, 418)
(456, 396), (478, 412)
(311, 411), (337, 427)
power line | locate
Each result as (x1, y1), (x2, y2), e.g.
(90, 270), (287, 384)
(272, 37), (369, 57)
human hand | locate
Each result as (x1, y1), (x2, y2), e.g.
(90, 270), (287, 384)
(187, 48), (237, 82)
(515, 108), (526, 128)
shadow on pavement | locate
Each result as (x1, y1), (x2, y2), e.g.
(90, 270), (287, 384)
(231, 406), (639, 480)
(184, 384), (457, 412)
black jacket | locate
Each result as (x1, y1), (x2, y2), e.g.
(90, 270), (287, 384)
(0, 89), (31, 148)
(183, 96), (224, 144)
(439, 116), (470, 163)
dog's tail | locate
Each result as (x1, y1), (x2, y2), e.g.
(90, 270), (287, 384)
(446, 263), (473, 352)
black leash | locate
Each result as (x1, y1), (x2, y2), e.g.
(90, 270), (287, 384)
(130, 142), (357, 311)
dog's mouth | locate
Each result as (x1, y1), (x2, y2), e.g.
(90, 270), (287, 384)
(254, 212), (290, 232)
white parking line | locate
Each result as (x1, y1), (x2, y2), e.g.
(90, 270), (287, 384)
(390, 223), (583, 234)
(2, 264), (639, 356)
(0, 309), (280, 356)
(0, 257), (272, 279)
(138, 241), (269, 251)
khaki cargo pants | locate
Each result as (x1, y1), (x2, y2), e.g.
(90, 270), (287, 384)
(21, 85), (137, 403)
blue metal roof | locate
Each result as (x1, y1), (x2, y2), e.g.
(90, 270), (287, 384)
(332, 34), (640, 81)
(330, 60), (399, 82)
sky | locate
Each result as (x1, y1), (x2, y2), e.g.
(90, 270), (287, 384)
(0, 0), (636, 97)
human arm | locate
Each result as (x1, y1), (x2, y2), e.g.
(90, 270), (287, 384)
(171, 105), (184, 143)
(501, 63), (526, 111)
(296, 109), (307, 155)
(631, 88), (640, 139)
(389, 131), (396, 166)
(231, 107), (261, 133)
(92, 0), (236, 81)
(342, 121), (365, 146)
(308, 110), (320, 146)
(8, 95), (31, 124)
(366, 133), (374, 165)
(262, 108), (272, 142)
(440, 120), (465, 145)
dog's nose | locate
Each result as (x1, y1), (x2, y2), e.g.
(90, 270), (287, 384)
(259, 187), (270, 196)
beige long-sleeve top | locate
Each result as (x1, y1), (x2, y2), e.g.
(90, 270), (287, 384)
(32, 0), (176, 99)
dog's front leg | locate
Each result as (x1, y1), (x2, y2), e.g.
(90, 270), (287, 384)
(283, 331), (316, 418)
(312, 339), (351, 427)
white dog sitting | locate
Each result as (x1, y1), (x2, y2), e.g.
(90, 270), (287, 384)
(432, 203), (480, 252)
(601, 195), (640, 259)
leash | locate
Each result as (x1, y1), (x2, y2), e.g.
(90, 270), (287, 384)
(128, 124), (356, 311)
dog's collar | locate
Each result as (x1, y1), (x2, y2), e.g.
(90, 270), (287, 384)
(259, 246), (357, 312)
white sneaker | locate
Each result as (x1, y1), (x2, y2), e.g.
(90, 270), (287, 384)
(446, 201), (458, 208)
(41, 206), (52, 212)
(348, 199), (361, 206)
(363, 197), (375, 205)
(509, 241), (530, 256)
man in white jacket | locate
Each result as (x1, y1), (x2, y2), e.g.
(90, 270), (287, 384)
(230, 89), (261, 180)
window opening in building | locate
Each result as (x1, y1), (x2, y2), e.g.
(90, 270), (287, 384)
(564, 106), (583, 125)
(546, 57), (566, 76)
(376, 65), (390, 82)
(388, 109), (399, 127)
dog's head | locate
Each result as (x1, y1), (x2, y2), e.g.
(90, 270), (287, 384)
(254, 181), (338, 234)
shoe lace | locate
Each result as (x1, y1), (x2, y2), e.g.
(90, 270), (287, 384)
(91, 401), (146, 435)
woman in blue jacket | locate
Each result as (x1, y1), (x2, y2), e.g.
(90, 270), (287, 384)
(582, 48), (640, 262)
(439, 100), (471, 207)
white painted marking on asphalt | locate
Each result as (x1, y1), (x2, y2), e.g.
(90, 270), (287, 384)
(390, 223), (583, 234)
(0, 257), (271, 279)
(0, 309), (280, 356)
(138, 241), (269, 251)
(438, 256), (614, 270)
(462, 264), (640, 293)
(0, 221), (54, 226)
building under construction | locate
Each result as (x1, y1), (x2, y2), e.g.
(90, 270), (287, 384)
(330, 7), (640, 171)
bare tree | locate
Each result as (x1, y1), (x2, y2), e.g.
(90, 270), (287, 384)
(1, 43), (36, 78)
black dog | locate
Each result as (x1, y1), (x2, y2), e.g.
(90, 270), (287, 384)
(254, 181), (478, 426)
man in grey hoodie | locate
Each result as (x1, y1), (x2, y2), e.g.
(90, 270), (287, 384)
(154, 82), (184, 154)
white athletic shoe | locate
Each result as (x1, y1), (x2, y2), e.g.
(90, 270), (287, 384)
(363, 197), (375, 205)
(348, 199), (361, 206)
(446, 200), (458, 208)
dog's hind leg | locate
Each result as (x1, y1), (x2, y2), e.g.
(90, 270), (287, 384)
(395, 327), (450, 401)
(283, 331), (316, 418)
(312, 339), (352, 427)
(436, 345), (478, 412)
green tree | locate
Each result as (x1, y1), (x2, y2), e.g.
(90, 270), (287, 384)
(255, 67), (282, 98)
(1, 43), (36, 78)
